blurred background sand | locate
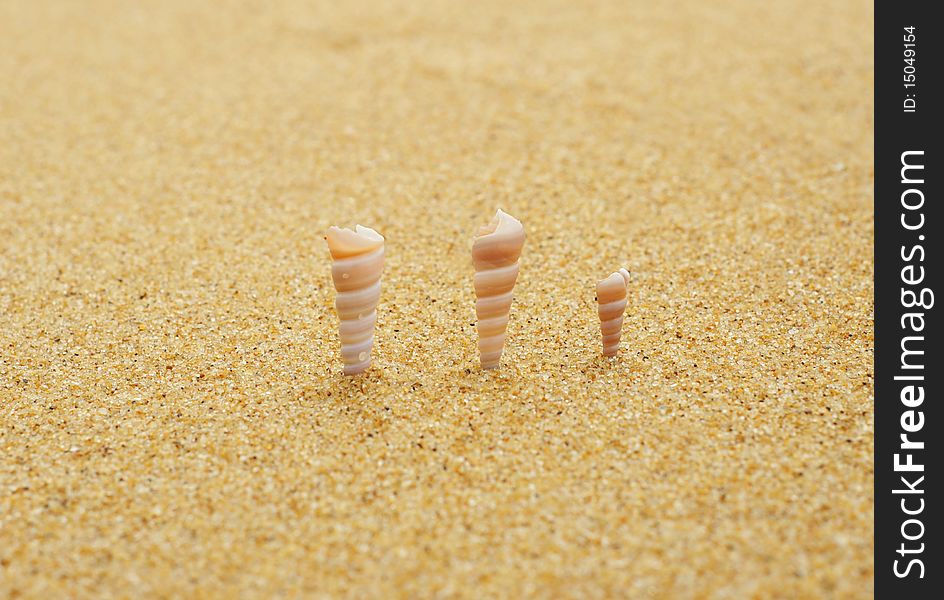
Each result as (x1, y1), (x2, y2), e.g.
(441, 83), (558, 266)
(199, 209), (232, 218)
(1, 0), (873, 597)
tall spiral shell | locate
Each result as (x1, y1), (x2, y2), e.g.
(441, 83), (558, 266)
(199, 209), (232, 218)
(472, 210), (525, 369)
(326, 225), (384, 375)
(597, 268), (630, 357)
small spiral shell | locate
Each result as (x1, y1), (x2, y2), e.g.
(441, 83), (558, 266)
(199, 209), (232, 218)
(326, 224), (384, 375)
(472, 209), (525, 369)
(597, 268), (630, 357)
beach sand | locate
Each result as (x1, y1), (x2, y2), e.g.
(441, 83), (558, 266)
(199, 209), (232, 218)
(0, 0), (873, 597)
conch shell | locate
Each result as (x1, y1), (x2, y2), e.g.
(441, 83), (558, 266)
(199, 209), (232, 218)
(326, 225), (385, 375)
(597, 268), (630, 357)
(472, 209), (525, 369)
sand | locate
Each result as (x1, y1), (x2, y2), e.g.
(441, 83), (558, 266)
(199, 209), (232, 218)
(0, 0), (874, 597)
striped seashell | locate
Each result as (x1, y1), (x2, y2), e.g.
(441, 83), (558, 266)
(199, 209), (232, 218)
(597, 268), (630, 357)
(326, 224), (385, 375)
(472, 209), (525, 369)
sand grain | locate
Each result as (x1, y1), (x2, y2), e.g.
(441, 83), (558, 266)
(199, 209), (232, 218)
(1, 0), (873, 597)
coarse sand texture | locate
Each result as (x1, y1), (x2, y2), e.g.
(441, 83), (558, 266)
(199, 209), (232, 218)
(0, 0), (873, 598)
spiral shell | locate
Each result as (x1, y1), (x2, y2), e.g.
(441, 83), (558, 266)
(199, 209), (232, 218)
(597, 268), (630, 357)
(472, 209), (525, 369)
(326, 224), (384, 375)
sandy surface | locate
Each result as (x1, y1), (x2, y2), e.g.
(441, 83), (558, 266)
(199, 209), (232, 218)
(1, 0), (873, 597)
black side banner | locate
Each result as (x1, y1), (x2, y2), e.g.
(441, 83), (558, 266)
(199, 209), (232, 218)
(875, 1), (940, 597)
